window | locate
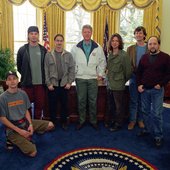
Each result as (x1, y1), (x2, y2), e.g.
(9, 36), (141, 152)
(13, 3), (143, 53)
(13, 1), (36, 59)
(65, 6), (91, 51)
(119, 4), (144, 49)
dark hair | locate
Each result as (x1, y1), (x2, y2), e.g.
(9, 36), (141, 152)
(108, 33), (124, 51)
(148, 36), (161, 45)
(134, 26), (147, 40)
(6, 71), (18, 80)
(27, 26), (39, 34)
(54, 34), (64, 41)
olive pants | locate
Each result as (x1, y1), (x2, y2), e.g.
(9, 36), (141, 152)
(76, 78), (98, 124)
(7, 119), (49, 155)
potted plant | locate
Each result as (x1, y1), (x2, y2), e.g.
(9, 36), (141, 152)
(0, 48), (16, 91)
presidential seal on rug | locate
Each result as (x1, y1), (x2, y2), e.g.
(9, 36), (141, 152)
(44, 147), (157, 170)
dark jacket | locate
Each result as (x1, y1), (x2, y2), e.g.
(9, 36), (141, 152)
(17, 43), (47, 87)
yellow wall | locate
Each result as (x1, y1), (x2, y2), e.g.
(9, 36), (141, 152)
(161, 0), (170, 55)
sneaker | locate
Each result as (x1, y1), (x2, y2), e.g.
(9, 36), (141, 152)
(6, 139), (14, 150)
(138, 121), (145, 128)
(154, 138), (163, 147)
(128, 122), (136, 130)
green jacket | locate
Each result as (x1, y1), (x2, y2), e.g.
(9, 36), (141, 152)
(107, 50), (132, 90)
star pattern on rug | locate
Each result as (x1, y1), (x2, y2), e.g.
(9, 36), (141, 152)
(45, 147), (157, 170)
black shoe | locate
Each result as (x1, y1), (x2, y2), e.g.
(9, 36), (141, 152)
(104, 122), (109, 128)
(62, 123), (68, 131)
(154, 138), (163, 147)
(76, 123), (84, 130)
(110, 122), (121, 132)
(91, 123), (98, 130)
(6, 139), (14, 150)
(137, 130), (150, 137)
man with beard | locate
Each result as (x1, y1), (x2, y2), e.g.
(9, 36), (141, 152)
(136, 36), (170, 147)
(17, 26), (47, 119)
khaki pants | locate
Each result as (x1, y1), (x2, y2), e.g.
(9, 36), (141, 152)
(7, 119), (49, 155)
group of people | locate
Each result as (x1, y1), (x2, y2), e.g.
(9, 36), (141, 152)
(127, 27), (170, 148)
(0, 24), (170, 157)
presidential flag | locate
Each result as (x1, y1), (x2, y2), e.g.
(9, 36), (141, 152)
(43, 12), (50, 51)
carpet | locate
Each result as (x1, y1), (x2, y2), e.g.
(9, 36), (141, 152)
(44, 147), (157, 170)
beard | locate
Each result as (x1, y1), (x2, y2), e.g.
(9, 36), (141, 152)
(150, 49), (157, 54)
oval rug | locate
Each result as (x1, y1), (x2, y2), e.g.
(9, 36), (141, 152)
(44, 147), (157, 170)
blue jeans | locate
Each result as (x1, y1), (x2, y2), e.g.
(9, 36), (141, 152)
(141, 87), (164, 139)
(129, 74), (143, 122)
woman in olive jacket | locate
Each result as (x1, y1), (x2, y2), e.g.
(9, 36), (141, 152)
(107, 33), (132, 131)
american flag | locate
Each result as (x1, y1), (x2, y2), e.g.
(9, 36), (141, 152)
(43, 12), (50, 51)
(103, 18), (109, 59)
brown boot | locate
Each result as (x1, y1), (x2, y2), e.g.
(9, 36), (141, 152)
(128, 122), (136, 130)
(138, 121), (145, 128)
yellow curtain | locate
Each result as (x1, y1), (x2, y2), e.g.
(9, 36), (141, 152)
(0, 0), (14, 52)
(132, 0), (154, 8)
(45, 4), (65, 48)
(57, 0), (77, 11)
(8, 0), (156, 10)
(143, 0), (162, 39)
(8, 0), (26, 4)
(93, 5), (119, 46)
(9, 0), (51, 7)
(81, 0), (102, 11)
(107, 0), (127, 10)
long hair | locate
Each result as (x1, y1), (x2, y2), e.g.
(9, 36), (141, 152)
(108, 33), (124, 52)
